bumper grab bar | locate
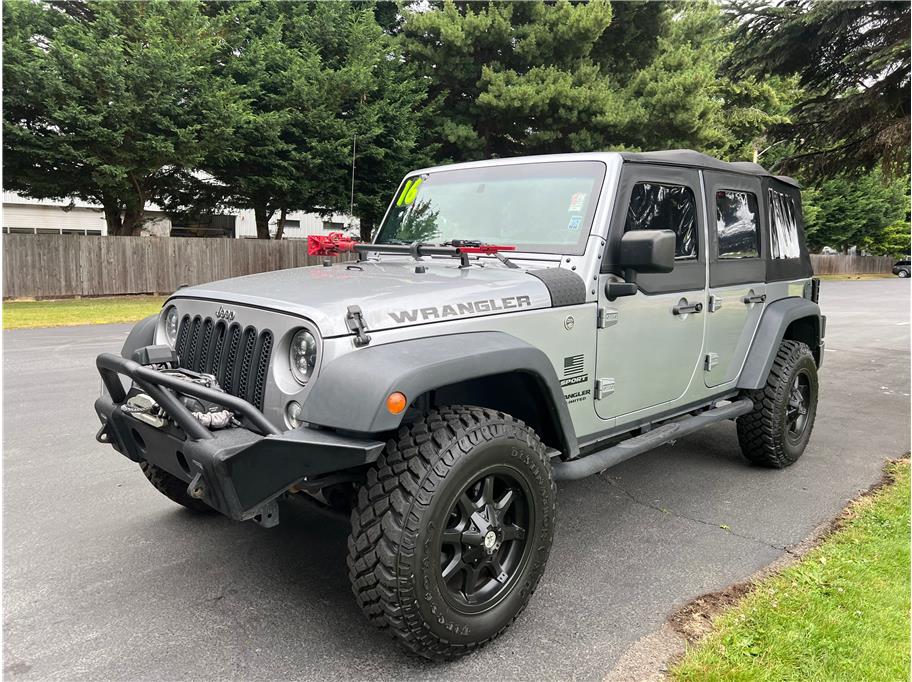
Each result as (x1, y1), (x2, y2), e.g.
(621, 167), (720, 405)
(96, 353), (281, 439)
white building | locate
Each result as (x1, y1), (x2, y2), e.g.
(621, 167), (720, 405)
(1, 192), (358, 239)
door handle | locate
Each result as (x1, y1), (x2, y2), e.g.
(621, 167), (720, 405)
(743, 293), (766, 305)
(673, 299), (703, 315)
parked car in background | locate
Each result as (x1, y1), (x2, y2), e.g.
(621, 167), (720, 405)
(892, 259), (910, 277)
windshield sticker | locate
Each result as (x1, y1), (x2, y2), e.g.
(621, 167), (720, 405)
(568, 192), (586, 212)
(567, 215), (582, 231)
(396, 179), (413, 206)
(396, 177), (424, 207)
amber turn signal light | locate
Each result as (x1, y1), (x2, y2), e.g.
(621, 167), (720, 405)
(386, 391), (407, 415)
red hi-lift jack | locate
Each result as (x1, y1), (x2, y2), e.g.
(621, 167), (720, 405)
(308, 233), (515, 268)
(307, 232), (360, 256)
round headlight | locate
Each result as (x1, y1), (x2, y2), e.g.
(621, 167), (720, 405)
(290, 329), (317, 384)
(164, 307), (179, 348)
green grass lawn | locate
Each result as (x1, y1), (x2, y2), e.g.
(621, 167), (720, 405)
(673, 459), (910, 682)
(3, 296), (165, 330)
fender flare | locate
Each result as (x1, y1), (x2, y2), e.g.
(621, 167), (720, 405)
(121, 314), (159, 359)
(301, 331), (578, 457)
(737, 297), (823, 390)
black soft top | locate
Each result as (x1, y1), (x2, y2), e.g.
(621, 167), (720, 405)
(620, 149), (800, 188)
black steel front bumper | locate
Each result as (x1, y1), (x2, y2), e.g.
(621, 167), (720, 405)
(94, 352), (385, 522)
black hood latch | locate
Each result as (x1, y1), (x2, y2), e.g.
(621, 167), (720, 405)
(345, 305), (372, 347)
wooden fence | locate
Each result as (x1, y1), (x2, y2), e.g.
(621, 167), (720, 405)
(2, 234), (342, 299)
(1, 234), (899, 299)
(808, 254), (895, 275)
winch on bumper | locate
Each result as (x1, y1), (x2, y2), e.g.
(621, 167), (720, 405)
(93, 349), (385, 526)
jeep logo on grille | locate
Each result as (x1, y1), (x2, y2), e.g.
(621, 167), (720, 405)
(215, 306), (236, 321)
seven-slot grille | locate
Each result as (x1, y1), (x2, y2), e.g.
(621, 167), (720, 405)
(174, 315), (274, 411)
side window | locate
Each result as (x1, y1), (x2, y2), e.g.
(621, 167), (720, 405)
(716, 190), (760, 259)
(769, 190), (801, 259)
(625, 182), (697, 259)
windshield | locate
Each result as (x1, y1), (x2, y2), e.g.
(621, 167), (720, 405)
(375, 161), (606, 255)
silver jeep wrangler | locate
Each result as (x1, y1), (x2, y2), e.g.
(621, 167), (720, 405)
(94, 150), (824, 659)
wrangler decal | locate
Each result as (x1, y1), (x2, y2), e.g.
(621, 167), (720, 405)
(388, 295), (532, 324)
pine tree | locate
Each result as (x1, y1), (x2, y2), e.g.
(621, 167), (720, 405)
(3, 0), (234, 235)
(726, 0), (910, 178)
(164, 0), (428, 240)
(802, 168), (908, 253)
(398, 0), (635, 161)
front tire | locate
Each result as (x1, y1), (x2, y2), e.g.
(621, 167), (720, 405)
(898, 269), (909, 278)
(140, 462), (214, 513)
(347, 406), (556, 660)
(737, 340), (818, 468)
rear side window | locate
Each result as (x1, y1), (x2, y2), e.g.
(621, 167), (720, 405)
(769, 190), (801, 259)
(716, 190), (760, 259)
(625, 182), (697, 259)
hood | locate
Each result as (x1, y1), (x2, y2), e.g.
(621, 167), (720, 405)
(170, 258), (557, 337)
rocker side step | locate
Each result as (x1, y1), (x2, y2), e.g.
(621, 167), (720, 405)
(552, 398), (754, 481)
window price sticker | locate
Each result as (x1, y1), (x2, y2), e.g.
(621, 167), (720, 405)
(568, 192), (586, 212)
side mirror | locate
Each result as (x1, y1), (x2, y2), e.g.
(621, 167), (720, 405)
(605, 230), (676, 300)
(619, 230), (676, 273)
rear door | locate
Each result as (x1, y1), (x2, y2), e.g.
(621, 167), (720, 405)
(702, 172), (766, 387)
(595, 164), (707, 419)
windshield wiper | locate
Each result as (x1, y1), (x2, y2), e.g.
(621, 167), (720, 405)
(493, 250), (520, 269)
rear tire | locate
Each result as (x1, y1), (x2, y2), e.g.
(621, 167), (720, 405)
(737, 340), (818, 468)
(347, 406), (556, 660)
(140, 462), (214, 513)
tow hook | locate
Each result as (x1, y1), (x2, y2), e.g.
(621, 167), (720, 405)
(188, 473), (206, 499)
(95, 423), (110, 444)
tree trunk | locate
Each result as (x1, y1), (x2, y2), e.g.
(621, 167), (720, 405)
(274, 206), (288, 240)
(254, 205), (274, 239)
(120, 204), (145, 236)
(359, 218), (374, 243)
(101, 198), (124, 236)
(101, 189), (146, 236)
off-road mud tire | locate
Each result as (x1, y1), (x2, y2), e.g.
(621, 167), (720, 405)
(737, 340), (818, 468)
(347, 405), (556, 660)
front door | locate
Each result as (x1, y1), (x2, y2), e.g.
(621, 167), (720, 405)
(595, 164), (708, 420)
(702, 172), (767, 388)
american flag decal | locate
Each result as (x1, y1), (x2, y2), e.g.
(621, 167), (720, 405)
(563, 354), (584, 377)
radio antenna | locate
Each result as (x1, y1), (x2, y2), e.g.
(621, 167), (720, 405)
(349, 135), (356, 226)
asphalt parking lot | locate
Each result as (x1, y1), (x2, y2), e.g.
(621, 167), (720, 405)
(3, 278), (909, 681)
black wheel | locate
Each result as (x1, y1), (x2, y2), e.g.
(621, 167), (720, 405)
(140, 462), (214, 513)
(898, 269), (909, 278)
(347, 406), (556, 660)
(737, 340), (818, 468)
